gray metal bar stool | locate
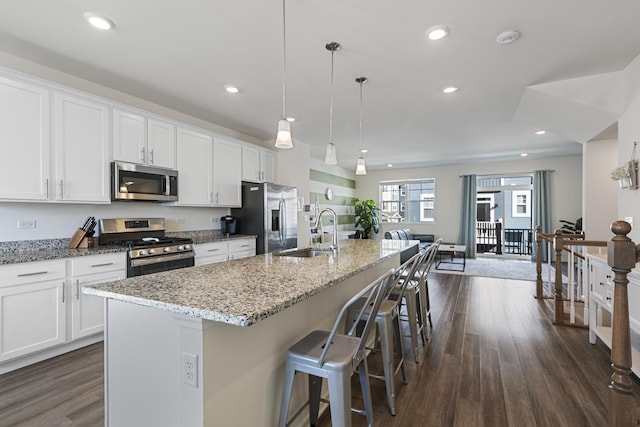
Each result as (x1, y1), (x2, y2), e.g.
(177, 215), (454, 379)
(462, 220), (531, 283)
(393, 242), (440, 362)
(344, 250), (426, 416)
(278, 268), (396, 427)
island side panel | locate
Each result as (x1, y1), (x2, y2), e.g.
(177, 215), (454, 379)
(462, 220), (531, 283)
(200, 255), (398, 427)
(104, 299), (182, 427)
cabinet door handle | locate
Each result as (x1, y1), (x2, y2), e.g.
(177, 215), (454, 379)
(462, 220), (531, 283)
(45, 178), (49, 199)
(606, 297), (612, 301)
(240, 244), (250, 248)
(17, 271), (48, 277)
(150, 149), (154, 164)
(216, 192), (219, 204)
(59, 179), (64, 199)
(141, 147), (146, 162)
(207, 248), (220, 252)
(62, 281), (66, 303)
(76, 279), (80, 300)
(91, 262), (114, 268)
(256, 170), (260, 180)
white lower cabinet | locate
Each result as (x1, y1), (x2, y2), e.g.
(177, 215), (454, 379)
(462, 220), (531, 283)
(0, 260), (66, 362)
(194, 238), (256, 266)
(228, 238), (256, 260)
(68, 253), (126, 340)
(0, 253), (126, 372)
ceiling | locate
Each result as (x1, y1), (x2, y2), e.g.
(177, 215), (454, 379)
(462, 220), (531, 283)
(1, 1), (639, 170)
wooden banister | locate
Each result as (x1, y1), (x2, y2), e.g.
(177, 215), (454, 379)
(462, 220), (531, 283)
(606, 221), (638, 426)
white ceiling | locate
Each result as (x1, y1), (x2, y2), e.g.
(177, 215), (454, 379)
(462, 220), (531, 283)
(1, 0), (639, 170)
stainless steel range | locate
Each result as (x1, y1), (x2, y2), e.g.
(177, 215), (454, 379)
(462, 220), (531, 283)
(98, 218), (195, 277)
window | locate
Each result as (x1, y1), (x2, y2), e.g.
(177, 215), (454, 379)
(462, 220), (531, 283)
(512, 190), (530, 217)
(379, 178), (436, 223)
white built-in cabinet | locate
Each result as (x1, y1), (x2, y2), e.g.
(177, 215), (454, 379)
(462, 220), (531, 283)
(0, 72), (110, 204)
(213, 138), (242, 207)
(242, 145), (276, 183)
(0, 253), (126, 371)
(176, 127), (213, 206)
(0, 68), (277, 206)
(113, 108), (176, 169)
(194, 238), (256, 266)
(0, 260), (66, 363)
(0, 75), (50, 201)
(587, 254), (640, 376)
(67, 253), (126, 340)
(176, 128), (243, 207)
(54, 93), (110, 203)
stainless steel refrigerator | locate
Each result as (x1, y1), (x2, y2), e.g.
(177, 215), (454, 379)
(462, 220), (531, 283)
(231, 182), (298, 254)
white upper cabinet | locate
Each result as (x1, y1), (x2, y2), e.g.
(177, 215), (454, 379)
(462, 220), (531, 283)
(53, 92), (110, 203)
(261, 149), (277, 183)
(147, 118), (176, 169)
(113, 108), (176, 169)
(0, 76), (51, 201)
(176, 127), (213, 206)
(242, 145), (277, 183)
(213, 138), (242, 207)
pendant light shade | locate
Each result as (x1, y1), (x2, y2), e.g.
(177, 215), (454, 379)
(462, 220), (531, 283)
(354, 76), (368, 175)
(324, 42), (341, 164)
(274, 0), (293, 149)
(275, 119), (293, 149)
(325, 142), (337, 165)
(355, 157), (367, 175)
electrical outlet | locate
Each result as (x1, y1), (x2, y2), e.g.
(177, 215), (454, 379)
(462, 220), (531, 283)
(625, 216), (633, 225)
(211, 217), (220, 224)
(18, 220), (37, 229)
(183, 352), (198, 387)
(177, 218), (186, 225)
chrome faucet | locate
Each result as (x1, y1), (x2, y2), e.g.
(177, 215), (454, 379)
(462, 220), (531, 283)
(313, 208), (339, 252)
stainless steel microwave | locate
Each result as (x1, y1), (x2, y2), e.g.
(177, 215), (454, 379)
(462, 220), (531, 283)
(111, 161), (178, 202)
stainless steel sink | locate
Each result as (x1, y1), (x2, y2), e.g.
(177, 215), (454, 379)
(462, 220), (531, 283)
(275, 247), (335, 258)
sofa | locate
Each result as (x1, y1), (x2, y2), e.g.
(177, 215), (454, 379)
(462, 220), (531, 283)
(384, 228), (435, 249)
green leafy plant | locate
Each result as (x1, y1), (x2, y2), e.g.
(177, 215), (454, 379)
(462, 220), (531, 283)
(559, 217), (583, 234)
(354, 198), (380, 239)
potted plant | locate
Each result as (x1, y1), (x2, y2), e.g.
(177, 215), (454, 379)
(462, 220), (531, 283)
(354, 198), (380, 239)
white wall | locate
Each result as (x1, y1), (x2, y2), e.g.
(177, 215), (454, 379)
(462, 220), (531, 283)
(276, 140), (310, 200)
(583, 139), (619, 240)
(355, 155), (582, 243)
(618, 53), (640, 242)
(0, 202), (228, 241)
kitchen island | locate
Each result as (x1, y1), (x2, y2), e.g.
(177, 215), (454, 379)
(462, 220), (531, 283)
(84, 239), (418, 427)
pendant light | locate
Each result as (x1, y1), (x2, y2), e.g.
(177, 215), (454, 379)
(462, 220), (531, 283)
(355, 76), (368, 175)
(324, 42), (341, 165)
(274, 0), (293, 149)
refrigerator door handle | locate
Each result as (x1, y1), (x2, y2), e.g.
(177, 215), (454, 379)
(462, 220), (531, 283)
(281, 198), (287, 244)
(278, 198), (284, 245)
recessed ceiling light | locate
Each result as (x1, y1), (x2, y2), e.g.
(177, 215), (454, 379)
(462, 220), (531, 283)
(84, 13), (115, 30)
(426, 25), (449, 41)
(360, 148), (369, 154)
(224, 85), (240, 94)
(442, 85), (458, 94)
(387, 163), (393, 168)
(285, 117), (296, 122)
(496, 29), (520, 44)
(535, 130), (546, 135)
(520, 153), (529, 157)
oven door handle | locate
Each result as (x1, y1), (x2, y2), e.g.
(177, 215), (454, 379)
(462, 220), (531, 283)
(130, 252), (195, 267)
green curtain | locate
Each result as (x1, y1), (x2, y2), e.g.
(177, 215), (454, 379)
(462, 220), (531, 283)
(459, 175), (477, 258)
(533, 170), (552, 262)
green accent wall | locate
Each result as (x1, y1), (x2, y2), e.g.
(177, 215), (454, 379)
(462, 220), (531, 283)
(309, 170), (356, 189)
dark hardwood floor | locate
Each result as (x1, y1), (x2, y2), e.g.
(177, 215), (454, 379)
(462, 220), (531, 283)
(1, 273), (637, 426)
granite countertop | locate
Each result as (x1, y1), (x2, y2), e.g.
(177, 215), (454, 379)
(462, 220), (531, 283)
(0, 232), (257, 265)
(84, 239), (419, 327)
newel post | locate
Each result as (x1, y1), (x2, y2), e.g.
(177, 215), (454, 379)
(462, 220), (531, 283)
(535, 225), (543, 298)
(554, 229), (564, 325)
(607, 221), (637, 427)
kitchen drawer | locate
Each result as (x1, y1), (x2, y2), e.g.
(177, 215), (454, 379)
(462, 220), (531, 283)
(228, 239), (255, 254)
(195, 242), (228, 258)
(228, 250), (254, 260)
(0, 259), (66, 288)
(69, 253), (126, 276)
(195, 253), (228, 266)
